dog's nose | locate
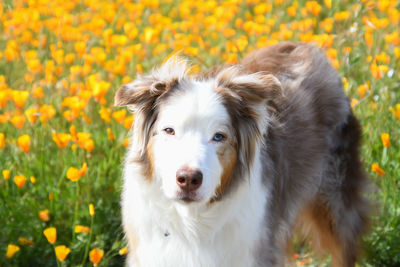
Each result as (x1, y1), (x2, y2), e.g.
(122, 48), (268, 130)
(176, 167), (203, 192)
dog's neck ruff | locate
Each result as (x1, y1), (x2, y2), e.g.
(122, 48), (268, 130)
(122, 141), (270, 267)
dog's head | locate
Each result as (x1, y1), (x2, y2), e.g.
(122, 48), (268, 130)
(115, 57), (282, 204)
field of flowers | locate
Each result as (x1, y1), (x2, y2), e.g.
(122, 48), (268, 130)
(0, 0), (399, 266)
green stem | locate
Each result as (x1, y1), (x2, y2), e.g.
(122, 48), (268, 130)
(382, 146), (387, 165)
(72, 181), (80, 242)
(82, 214), (94, 265)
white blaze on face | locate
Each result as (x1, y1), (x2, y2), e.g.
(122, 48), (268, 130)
(152, 80), (231, 203)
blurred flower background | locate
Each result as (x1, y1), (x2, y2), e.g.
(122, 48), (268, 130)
(0, 0), (399, 266)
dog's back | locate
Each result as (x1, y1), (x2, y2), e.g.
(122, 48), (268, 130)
(241, 43), (370, 266)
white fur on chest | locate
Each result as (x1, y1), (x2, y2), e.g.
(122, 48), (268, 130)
(122, 149), (269, 267)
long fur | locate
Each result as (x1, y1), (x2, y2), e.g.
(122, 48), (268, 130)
(115, 42), (370, 267)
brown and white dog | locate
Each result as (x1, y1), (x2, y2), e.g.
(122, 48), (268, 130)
(115, 42), (370, 267)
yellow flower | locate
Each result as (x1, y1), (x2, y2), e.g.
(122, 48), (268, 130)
(357, 83), (369, 98)
(3, 169), (10, 180)
(80, 112), (92, 124)
(370, 62), (389, 79)
(18, 237), (34, 246)
(122, 76), (132, 84)
(79, 162), (88, 177)
(30, 176), (36, 184)
(112, 109), (126, 124)
(371, 163), (385, 177)
(388, 8), (400, 24)
(287, 5), (296, 17)
(0, 112), (10, 123)
(394, 47), (400, 60)
(75, 225), (90, 233)
(25, 107), (39, 124)
(43, 227), (57, 244)
(119, 247), (128, 255)
(124, 22), (138, 40)
(39, 104), (56, 123)
(350, 98), (358, 108)
(305, 1), (321, 16)
(324, 0), (332, 8)
(89, 248), (104, 266)
(122, 115), (133, 130)
(65, 53), (75, 64)
(381, 133), (391, 148)
(39, 209), (50, 221)
(32, 86), (44, 99)
(91, 47), (106, 65)
(12, 90), (29, 109)
(76, 132), (95, 152)
(55, 245), (71, 262)
(99, 106), (111, 123)
(0, 91), (7, 108)
(89, 203), (95, 216)
(143, 27), (157, 43)
(14, 175), (27, 188)
(389, 104), (400, 119)
(107, 128), (115, 141)
(375, 52), (390, 64)
(63, 109), (80, 122)
(123, 138), (130, 148)
(254, 3), (272, 15)
(342, 77), (349, 91)
(17, 134), (30, 153)
(0, 133), (5, 149)
(88, 76), (110, 103)
(52, 131), (72, 149)
(6, 244), (20, 258)
(10, 115), (26, 129)
(27, 58), (42, 73)
(66, 163), (88, 182)
(364, 28), (373, 47)
(334, 11), (350, 21)
(70, 125), (78, 141)
(74, 41), (86, 57)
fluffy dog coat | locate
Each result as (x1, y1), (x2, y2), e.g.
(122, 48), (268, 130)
(115, 42), (369, 267)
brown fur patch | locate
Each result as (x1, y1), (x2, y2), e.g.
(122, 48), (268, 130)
(130, 126), (156, 183)
(214, 85), (259, 196)
(296, 200), (344, 266)
(213, 142), (237, 201)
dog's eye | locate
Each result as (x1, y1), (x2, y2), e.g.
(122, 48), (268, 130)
(163, 128), (175, 135)
(212, 133), (226, 142)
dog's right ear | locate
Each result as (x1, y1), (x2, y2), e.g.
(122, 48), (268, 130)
(114, 77), (172, 108)
(114, 56), (189, 109)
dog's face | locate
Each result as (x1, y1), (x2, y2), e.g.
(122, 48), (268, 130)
(115, 58), (282, 204)
(152, 80), (235, 203)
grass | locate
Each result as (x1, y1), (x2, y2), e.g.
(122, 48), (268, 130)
(0, 0), (399, 266)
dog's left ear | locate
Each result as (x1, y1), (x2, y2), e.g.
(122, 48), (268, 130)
(216, 67), (284, 113)
(233, 73), (283, 106)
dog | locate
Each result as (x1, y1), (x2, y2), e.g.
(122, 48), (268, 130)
(115, 42), (370, 267)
